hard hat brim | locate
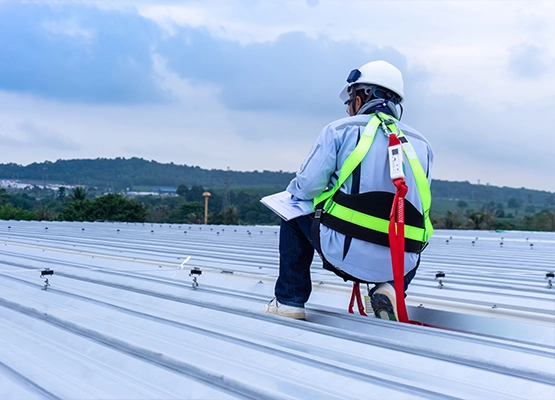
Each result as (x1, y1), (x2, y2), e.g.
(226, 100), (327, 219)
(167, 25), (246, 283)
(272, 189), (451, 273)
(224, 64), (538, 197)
(339, 84), (350, 102)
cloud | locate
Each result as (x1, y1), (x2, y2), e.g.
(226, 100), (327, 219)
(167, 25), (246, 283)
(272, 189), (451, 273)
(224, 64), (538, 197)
(158, 27), (409, 117)
(402, 89), (555, 191)
(0, 2), (167, 104)
(0, 120), (79, 151)
(42, 16), (94, 41)
(0, 1), (554, 191)
(508, 44), (551, 79)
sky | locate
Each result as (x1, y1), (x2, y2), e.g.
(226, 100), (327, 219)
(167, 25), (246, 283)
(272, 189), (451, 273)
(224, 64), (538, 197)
(0, 0), (554, 191)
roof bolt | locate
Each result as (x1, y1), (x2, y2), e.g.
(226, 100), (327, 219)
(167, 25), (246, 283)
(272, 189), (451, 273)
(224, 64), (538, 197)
(546, 272), (554, 289)
(189, 267), (202, 289)
(435, 271), (445, 289)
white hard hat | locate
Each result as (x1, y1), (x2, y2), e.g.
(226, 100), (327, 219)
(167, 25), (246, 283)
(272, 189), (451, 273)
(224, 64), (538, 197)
(339, 60), (404, 103)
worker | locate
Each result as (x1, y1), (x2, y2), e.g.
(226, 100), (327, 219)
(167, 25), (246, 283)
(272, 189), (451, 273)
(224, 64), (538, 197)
(263, 60), (433, 321)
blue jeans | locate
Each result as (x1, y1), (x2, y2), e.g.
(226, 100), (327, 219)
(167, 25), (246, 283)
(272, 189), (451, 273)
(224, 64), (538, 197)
(274, 214), (418, 308)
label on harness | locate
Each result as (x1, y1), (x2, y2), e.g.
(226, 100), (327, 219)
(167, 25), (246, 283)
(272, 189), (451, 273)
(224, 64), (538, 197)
(388, 144), (405, 180)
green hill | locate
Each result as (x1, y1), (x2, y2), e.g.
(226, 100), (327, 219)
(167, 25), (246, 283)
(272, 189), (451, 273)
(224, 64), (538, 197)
(0, 158), (293, 190)
(1, 158), (554, 208)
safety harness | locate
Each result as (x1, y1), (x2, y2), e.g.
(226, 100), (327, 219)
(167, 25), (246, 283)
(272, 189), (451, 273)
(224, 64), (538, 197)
(311, 112), (433, 323)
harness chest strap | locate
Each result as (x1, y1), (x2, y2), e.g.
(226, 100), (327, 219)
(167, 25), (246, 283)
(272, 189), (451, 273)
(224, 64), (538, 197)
(324, 202), (426, 242)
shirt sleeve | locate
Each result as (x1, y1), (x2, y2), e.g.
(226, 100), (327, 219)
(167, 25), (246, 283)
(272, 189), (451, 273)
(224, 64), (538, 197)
(426, 143), (434, 186)
(286, 124), (338, 201)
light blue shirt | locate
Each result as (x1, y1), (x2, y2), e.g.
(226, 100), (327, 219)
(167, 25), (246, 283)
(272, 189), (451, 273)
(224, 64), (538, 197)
(287, 114), (434, 283)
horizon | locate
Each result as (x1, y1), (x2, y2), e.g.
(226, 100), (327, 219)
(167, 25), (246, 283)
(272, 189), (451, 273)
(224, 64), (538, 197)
(1, 156), (553, 194)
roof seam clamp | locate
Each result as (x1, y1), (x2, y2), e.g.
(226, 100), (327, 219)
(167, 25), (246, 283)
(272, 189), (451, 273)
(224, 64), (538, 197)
(189, 267), (202, 289)
(40, 268), (54, 290)
(435, 271), (445, 289)
(546, 272), (554, 289)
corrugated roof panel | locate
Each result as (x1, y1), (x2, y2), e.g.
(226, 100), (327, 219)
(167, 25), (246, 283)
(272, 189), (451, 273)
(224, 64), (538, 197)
(0, 221), (554, 399)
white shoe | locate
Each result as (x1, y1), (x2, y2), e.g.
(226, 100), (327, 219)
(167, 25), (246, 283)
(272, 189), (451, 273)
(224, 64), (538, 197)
(262, 298), (306, 320)
(370, 283), (398, 321)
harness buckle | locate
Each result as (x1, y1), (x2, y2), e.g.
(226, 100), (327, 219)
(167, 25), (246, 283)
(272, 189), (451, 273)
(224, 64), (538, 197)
(383, 117), (395, 125)
(379, 120), (391, 137)
(375, 112), (398, 137)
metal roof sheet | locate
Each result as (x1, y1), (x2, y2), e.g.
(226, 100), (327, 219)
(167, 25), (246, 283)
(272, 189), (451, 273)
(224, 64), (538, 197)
(1, 220), (554, 399)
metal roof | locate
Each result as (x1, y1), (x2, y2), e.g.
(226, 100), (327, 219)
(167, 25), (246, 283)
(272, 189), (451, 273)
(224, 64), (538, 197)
(0, 220), (554, 399)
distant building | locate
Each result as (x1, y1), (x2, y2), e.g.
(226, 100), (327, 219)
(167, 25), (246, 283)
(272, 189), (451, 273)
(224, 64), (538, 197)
(0, 179), (77, 192)
(124, 188), (177, 197)
(125, 191), (159, 197)
(0, 180), (30, 190)
(157, 187), (177, 196)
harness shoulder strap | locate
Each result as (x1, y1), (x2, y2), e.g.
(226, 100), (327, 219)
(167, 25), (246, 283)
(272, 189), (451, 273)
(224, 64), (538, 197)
(313, 115), (382, 209)
(376, 113), (434, 241)
(311, 115), (381, 260)
(399, 139), (434, 240)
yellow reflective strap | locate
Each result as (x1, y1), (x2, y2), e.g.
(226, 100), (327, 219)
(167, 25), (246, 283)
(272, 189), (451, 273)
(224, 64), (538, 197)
(314, 115), (381, 208)
(405, 154), (434, 240)
(379, 113), (434, 240)
(328, 202), (427, 242)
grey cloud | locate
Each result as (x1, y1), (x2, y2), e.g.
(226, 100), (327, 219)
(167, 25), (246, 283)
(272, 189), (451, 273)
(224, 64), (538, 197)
(403, 88), (554, 190)
(0, 124), (19, 146)
(508, 44), (549, 79)
(0, 1), (412, 113)
(1, 121), (79, 151)
(159, 28), (409, 117)
(16, 121), (80, 151)
(0, 2), (168, 104)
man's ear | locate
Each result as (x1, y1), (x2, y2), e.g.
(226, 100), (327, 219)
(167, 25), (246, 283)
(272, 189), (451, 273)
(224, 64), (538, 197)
(355, 96), (363, 114)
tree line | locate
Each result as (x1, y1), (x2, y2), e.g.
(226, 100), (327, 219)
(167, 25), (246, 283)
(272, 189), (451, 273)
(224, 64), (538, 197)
(433, 209), (555, 232)
(0, 184), (553, 231)
(0, 158), (293, 190)
(0, 185), (280, 226)
(1, 157), (554, 230)
(1, 158), (554, 207)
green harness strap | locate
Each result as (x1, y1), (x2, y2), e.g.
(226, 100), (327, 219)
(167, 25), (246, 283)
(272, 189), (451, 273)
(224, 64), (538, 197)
(397, 125), (434, 241)
(314, 114), (381, 208)
(313, 113), (433, 244)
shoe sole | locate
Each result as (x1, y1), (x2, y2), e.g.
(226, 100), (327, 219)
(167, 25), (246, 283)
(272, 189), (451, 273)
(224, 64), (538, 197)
(371, 293), (398, 321)
(262, 305), (306, 320)
(265, 311), (306, 320)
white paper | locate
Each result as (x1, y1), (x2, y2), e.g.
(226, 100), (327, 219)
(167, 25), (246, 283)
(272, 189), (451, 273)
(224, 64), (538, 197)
(260, 191), (314, 221)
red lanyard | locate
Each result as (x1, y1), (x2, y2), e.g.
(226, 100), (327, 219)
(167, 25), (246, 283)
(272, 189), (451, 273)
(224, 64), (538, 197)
(388, 132), (410, 323)
(348, 282), (368, 316)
